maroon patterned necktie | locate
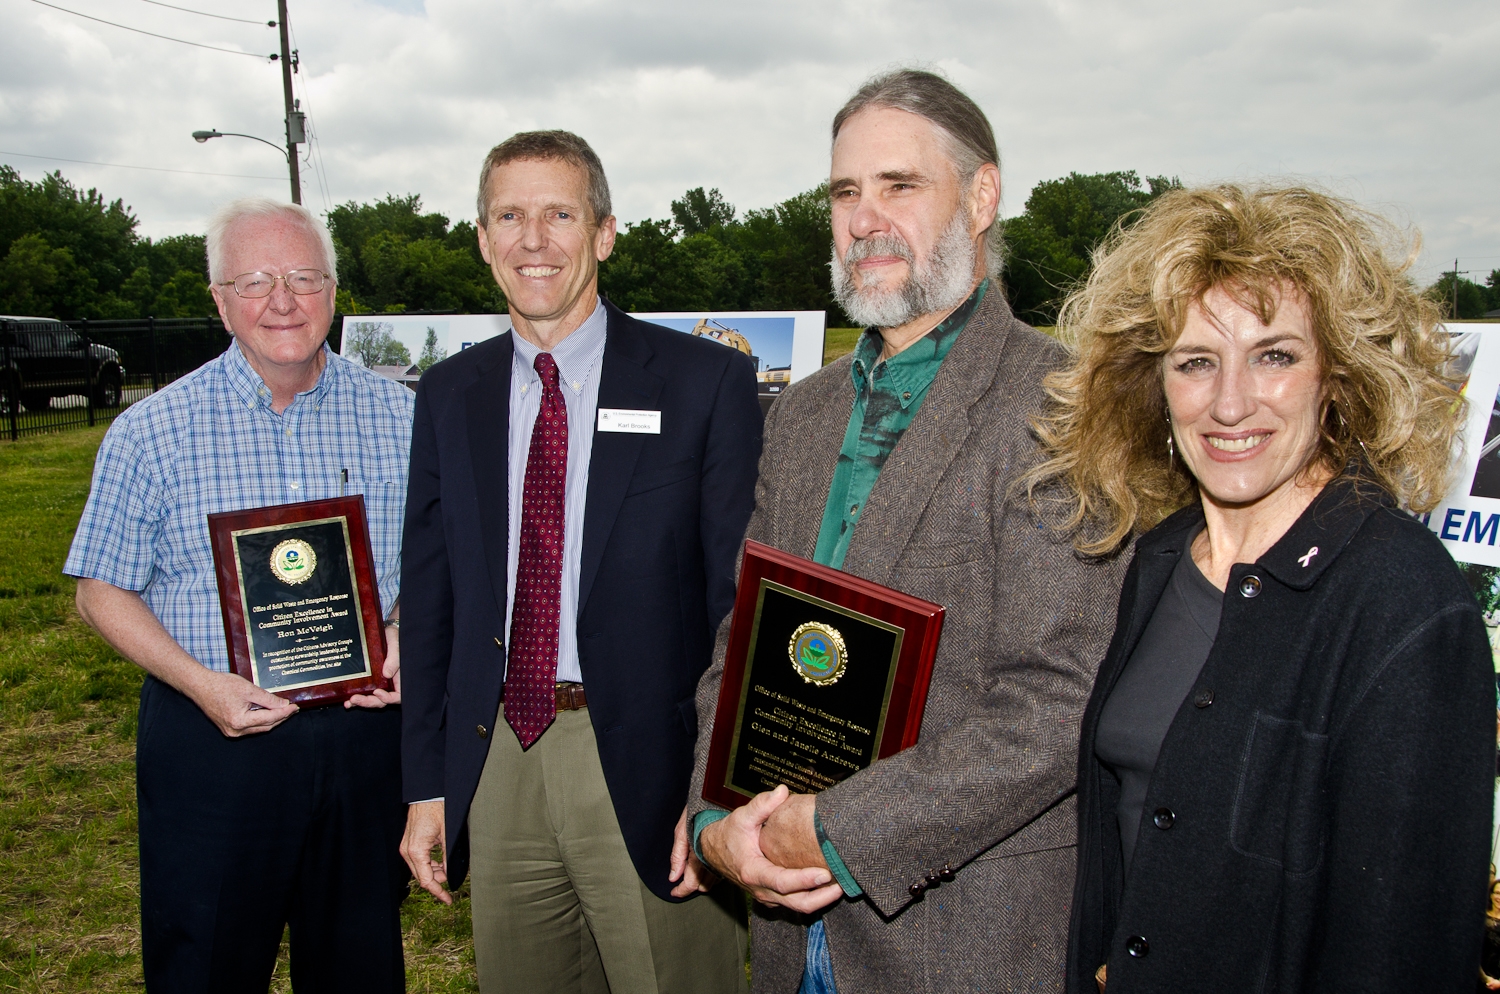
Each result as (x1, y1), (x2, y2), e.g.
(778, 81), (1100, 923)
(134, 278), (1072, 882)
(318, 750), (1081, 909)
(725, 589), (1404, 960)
(505, 352), (568, 749)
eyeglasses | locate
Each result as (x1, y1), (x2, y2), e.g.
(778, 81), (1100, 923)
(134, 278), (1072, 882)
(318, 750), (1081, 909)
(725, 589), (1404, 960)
(216, 269), (331, 298)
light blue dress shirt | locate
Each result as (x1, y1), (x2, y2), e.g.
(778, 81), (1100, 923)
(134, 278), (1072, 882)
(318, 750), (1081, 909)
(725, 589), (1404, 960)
(64, 341), (415, 670)
(504, 299), (608, 685)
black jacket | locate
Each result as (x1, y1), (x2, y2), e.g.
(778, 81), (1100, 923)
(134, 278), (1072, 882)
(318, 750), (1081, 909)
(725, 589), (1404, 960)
(399, 300), (762, 897)
(1067, 473), (1496, 993)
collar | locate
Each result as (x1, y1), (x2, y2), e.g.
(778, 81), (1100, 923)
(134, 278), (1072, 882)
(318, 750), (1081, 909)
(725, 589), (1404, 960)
(511, 297), (608, 392)
(225, 339), (337, 413)
(1136, 464), (1393, 591)
(850, 279), (988, 408)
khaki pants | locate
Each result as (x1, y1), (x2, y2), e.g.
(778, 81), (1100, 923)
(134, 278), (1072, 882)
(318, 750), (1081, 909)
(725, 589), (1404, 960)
(469, 707), (748, 994)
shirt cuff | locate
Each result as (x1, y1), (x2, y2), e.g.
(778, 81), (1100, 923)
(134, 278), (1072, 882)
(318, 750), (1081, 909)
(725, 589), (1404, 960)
(409, 797), (443, 804)
(814, 813), (862, 897)
(692, 809), (729, 863)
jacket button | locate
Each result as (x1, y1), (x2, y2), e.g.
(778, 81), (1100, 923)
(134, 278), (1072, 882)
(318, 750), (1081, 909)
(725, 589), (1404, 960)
(477, 724), (488, 739)
(1153, 807), (1175, 830)
(1126, 935), (1149, 958)
(909, 881), (924, 897)
(939, 864), (955, 880)
(1193, 688), (1214, 708)
(1238, 574), (1262, 598)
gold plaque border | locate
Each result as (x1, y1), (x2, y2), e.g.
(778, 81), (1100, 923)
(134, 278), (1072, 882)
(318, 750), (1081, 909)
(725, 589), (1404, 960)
(721, 578), (906, 799)
(229, 515), (374, 693)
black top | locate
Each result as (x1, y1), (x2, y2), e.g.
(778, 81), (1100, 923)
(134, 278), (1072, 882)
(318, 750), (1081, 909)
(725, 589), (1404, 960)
(1065, 473), (1496, 994)
(1094, 528), (1221, 871)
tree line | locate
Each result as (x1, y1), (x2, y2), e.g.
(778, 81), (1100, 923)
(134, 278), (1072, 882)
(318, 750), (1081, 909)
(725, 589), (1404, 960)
(4, 163), (1493, 326)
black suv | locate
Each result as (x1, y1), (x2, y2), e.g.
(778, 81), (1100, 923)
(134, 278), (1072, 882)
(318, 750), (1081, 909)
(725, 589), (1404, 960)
(0, 317), (125, 413)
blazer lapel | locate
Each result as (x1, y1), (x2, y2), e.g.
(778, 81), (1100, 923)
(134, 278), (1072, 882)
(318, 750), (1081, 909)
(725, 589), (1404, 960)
(578, 304), (664, 614)
(776, 369), (857, 559)
(841, 290), (1012, 588)
(464, 333), (515, 626)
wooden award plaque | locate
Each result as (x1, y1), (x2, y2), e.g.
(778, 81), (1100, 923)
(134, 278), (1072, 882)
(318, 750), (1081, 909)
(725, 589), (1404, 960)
(702, 540), (945, 810)
(207, 496), (390, 707)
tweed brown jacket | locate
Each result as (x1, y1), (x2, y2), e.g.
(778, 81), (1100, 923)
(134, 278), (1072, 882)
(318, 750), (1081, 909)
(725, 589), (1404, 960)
(688, 290), (1128, 993)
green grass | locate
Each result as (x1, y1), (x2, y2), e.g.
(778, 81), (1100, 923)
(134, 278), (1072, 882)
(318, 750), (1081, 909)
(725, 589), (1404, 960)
(0, 428), (477, 992)
(822, 324), (1058, 367)
(823, 327), (862, 365)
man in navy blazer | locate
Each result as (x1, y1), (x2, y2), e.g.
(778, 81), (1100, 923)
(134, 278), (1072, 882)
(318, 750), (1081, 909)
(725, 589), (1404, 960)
(399, 130), (761, 993)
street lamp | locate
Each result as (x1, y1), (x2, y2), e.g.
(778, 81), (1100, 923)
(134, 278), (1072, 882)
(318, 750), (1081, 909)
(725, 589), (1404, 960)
(192, 129), (288, 161)
(192, 118), (304, 203)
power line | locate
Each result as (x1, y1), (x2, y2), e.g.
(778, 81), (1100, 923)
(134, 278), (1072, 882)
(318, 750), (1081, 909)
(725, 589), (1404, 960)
(1, 150), (283, 181)
(28, 0), (273, 59)
(132, 0), (275, 27)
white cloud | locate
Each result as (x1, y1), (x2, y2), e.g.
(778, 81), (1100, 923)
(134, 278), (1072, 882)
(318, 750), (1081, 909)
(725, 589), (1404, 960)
(1, 0), (1496, 284)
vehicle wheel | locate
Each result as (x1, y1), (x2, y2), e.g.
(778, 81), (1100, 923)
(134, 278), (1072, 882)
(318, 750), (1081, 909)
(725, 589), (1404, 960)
(20, 391), (51, 412)
(94, 368), (123, 408)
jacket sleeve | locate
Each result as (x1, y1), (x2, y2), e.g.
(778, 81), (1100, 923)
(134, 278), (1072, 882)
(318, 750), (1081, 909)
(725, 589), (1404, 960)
(817, 480), (1127, 915)
(696, 352), (763, 640)
(1309, 600), (1494, 993)
(400, 378), (456, 803)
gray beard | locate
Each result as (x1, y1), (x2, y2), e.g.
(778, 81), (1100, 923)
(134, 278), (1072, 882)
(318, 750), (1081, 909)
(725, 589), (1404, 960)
(830, 208), (977, 330)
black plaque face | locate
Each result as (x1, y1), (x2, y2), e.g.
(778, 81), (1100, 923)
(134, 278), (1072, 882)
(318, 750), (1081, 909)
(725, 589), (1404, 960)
(229, 516), (373, 692)
(722, 580), (904, 798)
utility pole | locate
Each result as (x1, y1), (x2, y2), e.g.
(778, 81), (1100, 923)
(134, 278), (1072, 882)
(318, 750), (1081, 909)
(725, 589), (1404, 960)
(276, 0), (302, 205)
(1454, 258), (1460, 321)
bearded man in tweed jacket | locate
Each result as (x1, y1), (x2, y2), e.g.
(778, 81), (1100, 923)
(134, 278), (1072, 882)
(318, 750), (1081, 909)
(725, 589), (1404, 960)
(669, 70), (1128, 993)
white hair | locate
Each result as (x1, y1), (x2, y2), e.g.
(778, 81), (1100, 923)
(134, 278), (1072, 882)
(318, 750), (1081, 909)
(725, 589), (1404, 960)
(204, 198), (337, 283)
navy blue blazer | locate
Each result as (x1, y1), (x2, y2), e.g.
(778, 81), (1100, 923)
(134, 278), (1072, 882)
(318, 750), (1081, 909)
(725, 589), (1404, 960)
(400, 300), (762, 898)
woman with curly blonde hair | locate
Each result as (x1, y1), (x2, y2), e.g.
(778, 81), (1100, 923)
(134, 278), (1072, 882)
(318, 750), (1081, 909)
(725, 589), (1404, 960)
(1038, 185), (1496, 993)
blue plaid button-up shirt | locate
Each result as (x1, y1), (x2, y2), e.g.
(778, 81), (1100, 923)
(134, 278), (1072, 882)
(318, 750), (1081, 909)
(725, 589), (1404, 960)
(64, 340), (415, 672)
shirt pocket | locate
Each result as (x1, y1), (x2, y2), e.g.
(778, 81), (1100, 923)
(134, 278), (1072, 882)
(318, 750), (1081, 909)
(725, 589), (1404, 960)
(1230, 712), (1330, 874)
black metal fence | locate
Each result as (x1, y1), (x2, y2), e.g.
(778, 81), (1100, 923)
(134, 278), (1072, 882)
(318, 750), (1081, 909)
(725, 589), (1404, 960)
(1, 316), (350, 441)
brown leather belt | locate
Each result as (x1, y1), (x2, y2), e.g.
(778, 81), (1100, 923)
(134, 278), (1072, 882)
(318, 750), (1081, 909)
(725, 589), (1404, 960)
(497, 682), (588, 711)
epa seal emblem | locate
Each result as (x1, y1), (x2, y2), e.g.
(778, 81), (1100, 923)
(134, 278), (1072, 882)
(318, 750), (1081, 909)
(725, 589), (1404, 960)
(270, 539), (317, 585)
(788, 622), (847, 686)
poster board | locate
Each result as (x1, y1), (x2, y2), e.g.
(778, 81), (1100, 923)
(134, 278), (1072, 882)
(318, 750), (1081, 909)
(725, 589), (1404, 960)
(335, 311), (826, 404)
(337, 314), (514, 369)
(1419, 323), (1500, 886)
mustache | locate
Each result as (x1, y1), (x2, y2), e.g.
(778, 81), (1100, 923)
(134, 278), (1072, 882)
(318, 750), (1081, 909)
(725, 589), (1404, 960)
(839, 233), (914, 269)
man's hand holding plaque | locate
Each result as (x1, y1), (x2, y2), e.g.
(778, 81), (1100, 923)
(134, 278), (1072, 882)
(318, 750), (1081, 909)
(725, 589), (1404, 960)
(697, 786), (843, 913)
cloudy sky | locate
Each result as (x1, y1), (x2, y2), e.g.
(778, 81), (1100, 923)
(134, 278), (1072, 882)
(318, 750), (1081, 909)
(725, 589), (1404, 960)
(2, 0), (1496, 286)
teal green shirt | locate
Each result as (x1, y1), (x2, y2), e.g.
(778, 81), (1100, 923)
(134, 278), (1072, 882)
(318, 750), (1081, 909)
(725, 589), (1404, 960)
(812, 281), (987, 569)
(693, 280), (988, 897)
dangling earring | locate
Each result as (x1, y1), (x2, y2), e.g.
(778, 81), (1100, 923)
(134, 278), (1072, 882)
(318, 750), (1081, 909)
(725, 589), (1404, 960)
(1166, 412), (1175, 468)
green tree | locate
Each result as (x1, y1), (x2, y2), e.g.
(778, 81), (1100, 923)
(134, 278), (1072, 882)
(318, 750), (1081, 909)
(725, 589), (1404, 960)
(1426, 274), (1492, 320)
(344, 321), (411, 367)
(731, 184), (844, 319)
(671, 187), (736, 235)
(0, 168), (219, 319)
(325, 195), (497, 313)
(599, 183), (848, 323)
(1002, 171), (1180, 324)
(0, 167), (138, 316)
(359, 232), (496, 313)
(0, 233), (98, 317)
(417, 326), (446, 371)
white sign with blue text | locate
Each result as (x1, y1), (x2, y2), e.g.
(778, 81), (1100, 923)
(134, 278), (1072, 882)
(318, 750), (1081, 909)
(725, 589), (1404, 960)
(1421, 324), (1500, 566)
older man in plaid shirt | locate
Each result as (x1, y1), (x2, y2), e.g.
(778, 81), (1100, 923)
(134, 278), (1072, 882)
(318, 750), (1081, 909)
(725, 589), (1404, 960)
(65, 198), (414, 994)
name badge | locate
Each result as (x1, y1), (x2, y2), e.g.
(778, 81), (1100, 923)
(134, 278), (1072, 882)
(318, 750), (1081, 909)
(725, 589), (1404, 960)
(598, 408), (662, 434)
